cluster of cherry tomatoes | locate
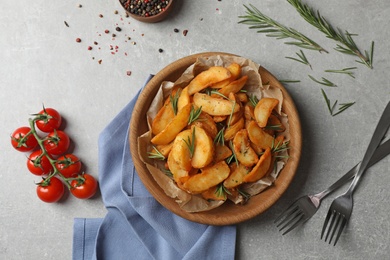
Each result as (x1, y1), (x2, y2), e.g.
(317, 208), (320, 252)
(11, 107), (98, 203)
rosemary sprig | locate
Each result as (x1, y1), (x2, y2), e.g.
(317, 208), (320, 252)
(321, 89), (355, 116)
(285, 49), (312, 69)
(264, 124), (283, 131)
(188, 106), (202, 125)
(183, 127), (196, 158)
(147, 146), (166, 160)
(214, 127), (225, 146)
(237, 188), (251, 203)
(287, 0), (374, 68)
(239, 4), (327, 53)
(215, 183), (231, 199)
(271, 139), (290, 158)
(169, 89), (181, 115)
(249, 94), (259, 107)
(308, 75), (337, 87)
(162, 168), (173, 178)
(205, 88), (229, 99)
(227, 101), (236, 128)
(226, 140), (238, 165)
(324, 67), (357, 79)
(279, 79), (301, 84)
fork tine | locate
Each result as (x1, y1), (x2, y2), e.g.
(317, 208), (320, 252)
(274, 204), (299, 224)
(321, 209), (333, 239)
(328, 212), (341, 245)
(278, 209), (304, 233)
(281, 214), (305, 235)
(333, 217), (347, 246)
(276, 206), (299, 228)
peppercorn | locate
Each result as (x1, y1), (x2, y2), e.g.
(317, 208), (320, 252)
(174, 28), (179, 33)
(158, 48), (164, 53)
(116, 27), (122, 32)
(76, 38), (81, 42)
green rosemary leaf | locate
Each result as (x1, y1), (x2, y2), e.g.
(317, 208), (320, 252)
(169, 89), (181, 115)
(285, 50), (312, 69)
(215, 183), (232, 199)
(183, 127), (196, 158)
(309, 75), (337, 87)
(227, 101), (236, 128)
(227, 140), (238, 166)
(147, 146), (166, 160)
(161, 168), (173, 178)
(287, 0), (374, 69)
(324, 67), (357, 78)
(237, 189), (251, 202)
(214, 127), (225, 146)
(279, 79), (301, 83)
(249, 94), (259, 107)
(188, 105), (202, 125)
(321, 89), (355, 116)
(239, 4), (327, 53)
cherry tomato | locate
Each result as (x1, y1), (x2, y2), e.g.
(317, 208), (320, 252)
(27, 150), (53, 176)
(36, 177), (65, 203)
(70, 174), (98, 199)
(55, 154), (82, 178)
(11, 126), (38, 152)
(35, 107), (62, 133)
(43, 130), (70, 156)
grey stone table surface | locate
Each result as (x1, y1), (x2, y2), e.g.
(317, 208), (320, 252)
(1, 0), (390, 259)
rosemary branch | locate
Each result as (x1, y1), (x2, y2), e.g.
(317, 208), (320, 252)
(285, 50), (312, 69)
(239, 4), (327, 53)
(321, 89), (355, 116)
(287, 0), (374, 68)
(309, 75), (337, 87)
(325, 67), (357, 78)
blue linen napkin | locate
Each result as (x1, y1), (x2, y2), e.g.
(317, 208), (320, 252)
(72, 75), (237, 260)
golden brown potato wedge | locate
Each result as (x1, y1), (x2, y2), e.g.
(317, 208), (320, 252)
(224, 117), (245, 140)
(214, 144), (232, 163)
(213, 115), (227, 123)
(233, 129), (259, 167)
(254, 97), (279, 128)
(210, 63), (242, 89)
(155, 142), (173, 158)
(183, 161), (230, 193)
(191, 125), (214, 169)
(167, 150), (189, 186)
(217, 75), (248, 97)
(236, 92), (249, 103)
(244, 104), (255, 121)
(177, 87), (191, 112)
(243, 148), (272, 183)
(224, 163), (250, 189)
(151, 103), (192, 145)
(267, 114), (286, 133)
(151, 97), (175, 135)
(170, 129), (193, 171)
(187, 66), (231, 95)
(246, 120), (274, 150)
(193, 93), (240, 116)
(190, 111), (218, 138)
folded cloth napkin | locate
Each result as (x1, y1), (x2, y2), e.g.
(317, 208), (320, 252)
(72, 75), (237, 260)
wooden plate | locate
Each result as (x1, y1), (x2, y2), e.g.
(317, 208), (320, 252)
(129, 52), (302, 225)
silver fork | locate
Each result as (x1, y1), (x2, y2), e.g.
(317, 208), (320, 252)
(274, 138), (390, 235)
(321, 101), (390, 246)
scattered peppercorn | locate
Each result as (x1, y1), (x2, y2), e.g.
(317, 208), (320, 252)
(94, 41), (98, 45)
(183, 29), (188, 36)
(126, 71), (132, 76)
(64, 21), (69, 27)
(116, 27), (122, 32)
(98, 60), (102, 64)
(174, 28), (179, 33)
(158, 48), (164, 53)
(99, 14), (104, 18)
(78, 4), (82, 8)
(105, 29), (110, 34)
(88, 46), (92, 50)
(114, 10), (119, 14)
(76, 38), (81, 42)
(112, 34), (116, 37)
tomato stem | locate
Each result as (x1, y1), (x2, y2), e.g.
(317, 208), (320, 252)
(28, 118), (73, 190)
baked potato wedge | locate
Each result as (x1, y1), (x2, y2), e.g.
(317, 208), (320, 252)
(193, 93), (240, 116)
(246, 120), (274, 150)
(183, 161), (230, 193)
(151, 103), (192, 145)
(191, 125), (214, 169)
(233, 129), (258, 167)
(243, 148), (272, 183)
(254, 97), (279, 127)
(187, 66), (231, 95)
